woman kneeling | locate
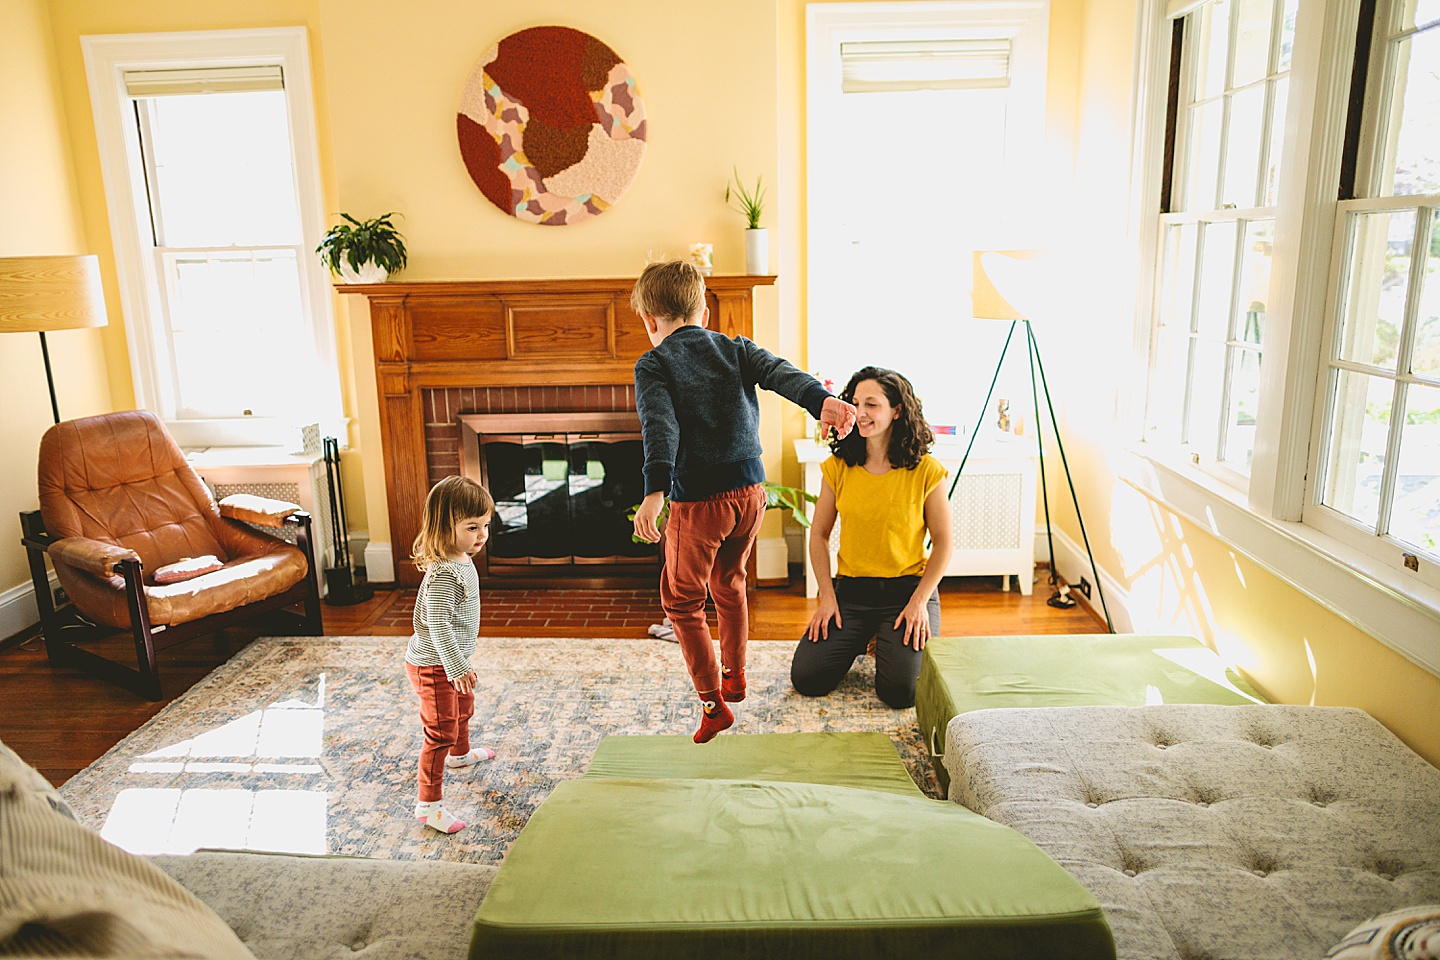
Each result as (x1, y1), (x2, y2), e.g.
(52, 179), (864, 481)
(790, 366), (952, 709)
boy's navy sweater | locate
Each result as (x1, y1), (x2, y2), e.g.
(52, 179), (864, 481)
(634, 324), (829, 500)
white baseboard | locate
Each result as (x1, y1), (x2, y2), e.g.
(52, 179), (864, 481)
(364, 541), (395, 584)
(0, 571), (55, 642)
(1039, 525), (1137, 633)
(756, 537), (789, 581)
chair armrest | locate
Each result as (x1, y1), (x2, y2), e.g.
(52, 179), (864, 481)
(48, 537), (140, 578)
(219, 493), (301, 528)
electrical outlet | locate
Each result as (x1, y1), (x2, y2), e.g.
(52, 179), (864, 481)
(53, 586), (69, 607)
(1077, 577), (1092, 600)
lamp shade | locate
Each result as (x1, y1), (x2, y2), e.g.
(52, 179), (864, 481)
(0, 255), (107, 333)
(971, 249), (1039, 321)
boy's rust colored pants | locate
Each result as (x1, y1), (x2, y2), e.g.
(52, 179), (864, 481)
(661, 484), (767, 694)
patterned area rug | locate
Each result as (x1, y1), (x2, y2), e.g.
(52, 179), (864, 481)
(60, 637), (940, 864)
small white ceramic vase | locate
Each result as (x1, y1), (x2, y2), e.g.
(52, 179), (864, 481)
(336, 260), (389, 284)
(744, 228), (769, 275)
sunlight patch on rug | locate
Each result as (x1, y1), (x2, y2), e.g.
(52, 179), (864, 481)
(59, 637), (940, 864)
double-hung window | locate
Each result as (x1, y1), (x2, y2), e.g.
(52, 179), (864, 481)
(1312, 1), (1440, 563)
(1136, 0), (1440, 663)
(83, 29), (338, 448)
(1146, 0), (1299, 480)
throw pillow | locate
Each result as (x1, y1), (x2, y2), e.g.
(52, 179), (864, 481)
(152, 554), (223, 585)
(1326, 905), (1440, 960)
(0, 737), (256, 959)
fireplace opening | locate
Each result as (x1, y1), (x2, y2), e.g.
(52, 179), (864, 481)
(459, 412), (657, 583)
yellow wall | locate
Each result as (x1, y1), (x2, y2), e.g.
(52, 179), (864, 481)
(0, 0), (111, 610)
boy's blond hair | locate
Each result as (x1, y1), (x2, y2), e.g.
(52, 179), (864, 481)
(630, 259), (706, 324)
(411, 476), (494, 571)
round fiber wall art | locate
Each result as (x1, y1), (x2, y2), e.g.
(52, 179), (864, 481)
(457, 26), (648, 225)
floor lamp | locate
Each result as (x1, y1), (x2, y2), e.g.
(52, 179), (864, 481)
(0, 255), (108, 424)
(952, 249), (1113, 631)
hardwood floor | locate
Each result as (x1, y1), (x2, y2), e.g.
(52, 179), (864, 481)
(0, 572), (1102, 786)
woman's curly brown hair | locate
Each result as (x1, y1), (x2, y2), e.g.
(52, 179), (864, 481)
(829, 366), (935, 470)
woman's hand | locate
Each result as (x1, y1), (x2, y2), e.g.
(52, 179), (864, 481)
(452, 669), (477, 695)
(893, 596), (932, 650)
(806, 593), (843, 641)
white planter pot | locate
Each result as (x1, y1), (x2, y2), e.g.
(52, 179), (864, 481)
(744, 228), (769, 275)
(336, 260), (389, 284)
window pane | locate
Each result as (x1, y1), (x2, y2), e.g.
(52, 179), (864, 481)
(1188, 338), (1227, 450)
(168, 252), (317, 419)
(1264, 77), (1289, 206)
(1322, 369), (1394, 528)
(1337, 210), (1416, 370)
(1404, 0), (1440, 30)
(1194, 0), (1232, 102)
(1158, 222), (1199, 331)
(1277, 0), (1298, 70)
(1390, 384), (1440, 551)
(1223, 345), (1262, 472)
(1238, 218), (1274, 344)
(143, 91), (303, 247)
(1232, 0), (1274, 88)
(1197, 221), (1239, 340)
(1384, 28), (1440, 197)
(1184, 100), (1225, 211)
(1223, 84), (1266, 208)
(1413, 214), (1440, 379)
(1146, 325), (1189, 440)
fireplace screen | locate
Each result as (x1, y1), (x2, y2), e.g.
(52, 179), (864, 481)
(460, 413), (654, 572)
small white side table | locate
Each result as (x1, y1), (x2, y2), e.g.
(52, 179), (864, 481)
(794, 435), (1039, 598)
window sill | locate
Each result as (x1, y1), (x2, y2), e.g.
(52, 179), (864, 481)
(1121, 444), (1440, 678)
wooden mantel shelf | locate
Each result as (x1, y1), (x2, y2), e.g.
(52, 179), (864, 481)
(340, 274), (776, 586)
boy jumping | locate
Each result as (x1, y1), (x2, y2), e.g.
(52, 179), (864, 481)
(630, 260), (855, 742)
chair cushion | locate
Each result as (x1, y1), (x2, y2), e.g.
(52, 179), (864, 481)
(471, 776), (1114, 960)
(945, 704), (1440, 960)
(152, 554), (224, 584)
(584, 731), (926, 797)
(916, 635), (1265, 793)
(151, 851), (497, 960)
(0, 738), (255, 959)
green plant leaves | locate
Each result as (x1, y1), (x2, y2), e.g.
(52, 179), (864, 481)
(316, 212), (408, 275)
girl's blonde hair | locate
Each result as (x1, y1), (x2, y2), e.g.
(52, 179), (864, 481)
(411, 476), (495, 571)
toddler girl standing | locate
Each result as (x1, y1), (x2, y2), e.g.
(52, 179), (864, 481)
(405, 476), (495, 834)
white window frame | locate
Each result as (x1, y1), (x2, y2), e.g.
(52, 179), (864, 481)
(82, 28), (341, 448)
(1128, 0), (1440, 675)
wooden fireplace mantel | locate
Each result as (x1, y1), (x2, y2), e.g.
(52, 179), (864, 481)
(341, 274), (777, 586)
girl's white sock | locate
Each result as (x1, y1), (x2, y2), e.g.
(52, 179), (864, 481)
(445, 748), (496, 768)
(414, 800), (466, 834)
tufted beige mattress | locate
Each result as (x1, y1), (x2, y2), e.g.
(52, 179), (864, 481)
(944, 704), (1440, 960)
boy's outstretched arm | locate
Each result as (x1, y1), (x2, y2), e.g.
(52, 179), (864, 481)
(739, 339), (855, 436)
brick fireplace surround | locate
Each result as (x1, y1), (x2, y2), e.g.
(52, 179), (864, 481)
(342, 276), (776, 587)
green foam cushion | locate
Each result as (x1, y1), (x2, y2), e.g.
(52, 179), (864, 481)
(916, 634), (1265, 791)
(584, 731), (925, 798)
(470, 777), (1113, 960)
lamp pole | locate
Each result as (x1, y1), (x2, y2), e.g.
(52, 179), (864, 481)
(39, 332), (61, 424)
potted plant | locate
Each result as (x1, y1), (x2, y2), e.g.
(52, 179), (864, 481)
(316, 212), (407, 283)
(725, 168), (768, 275)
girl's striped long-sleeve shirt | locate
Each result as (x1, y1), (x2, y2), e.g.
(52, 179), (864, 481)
(404, 558), (479, 682)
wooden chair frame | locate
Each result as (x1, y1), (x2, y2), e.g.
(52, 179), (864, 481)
(19, 509), (324, 701)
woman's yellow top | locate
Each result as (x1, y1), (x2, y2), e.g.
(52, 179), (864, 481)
(821, 453), (948, 578)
